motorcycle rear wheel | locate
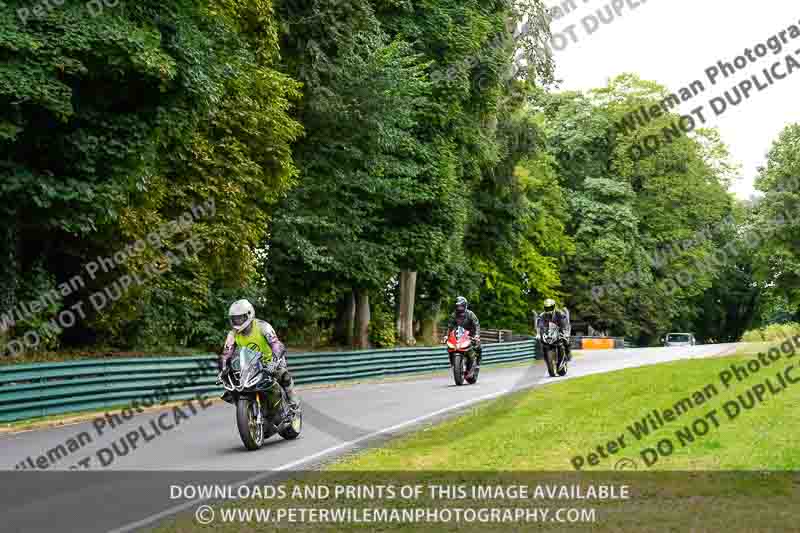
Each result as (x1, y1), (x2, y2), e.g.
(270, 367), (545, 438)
(236, 398), (264, 450)
(557, 345), (568, 376)
(557, 356), (568, 376)
(452, 354), (465, 386)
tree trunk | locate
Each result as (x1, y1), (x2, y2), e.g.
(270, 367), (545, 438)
(334, 289), (356, 346)
(397, 271), (417, 345)
(420, 302), (442, 346)
(0, 220), (18, 354)
(0, 223), (16, 312)
(344, 289), (356, 346)
(353, 288), (370, 350)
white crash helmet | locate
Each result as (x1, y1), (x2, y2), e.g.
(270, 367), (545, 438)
(228, 299), (255, 332)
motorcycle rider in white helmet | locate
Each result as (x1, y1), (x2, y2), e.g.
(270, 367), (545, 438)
(218, 299), (300, 410)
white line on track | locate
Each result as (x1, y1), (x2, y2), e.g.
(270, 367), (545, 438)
(106, 387), (521, 533)
(102, 342), (740, 532)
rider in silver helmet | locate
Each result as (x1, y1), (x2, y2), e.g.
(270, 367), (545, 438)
(218, 299), (300, 409)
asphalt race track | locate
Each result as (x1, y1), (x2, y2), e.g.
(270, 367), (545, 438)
(0, 343), (740, 532)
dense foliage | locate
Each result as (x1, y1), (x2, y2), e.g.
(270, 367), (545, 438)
(0, 1), (793, 356)
(1, 0), (301, 351)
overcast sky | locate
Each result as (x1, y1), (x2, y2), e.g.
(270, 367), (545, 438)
(546, 0), (800, 200)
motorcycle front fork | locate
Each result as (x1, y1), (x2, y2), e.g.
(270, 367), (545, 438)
(449, 352), (478, 371)
(256, 392), (274, 426)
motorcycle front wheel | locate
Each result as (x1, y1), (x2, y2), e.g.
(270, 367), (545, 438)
(452, 354), (465, 386)
(236, 397), (264, 450)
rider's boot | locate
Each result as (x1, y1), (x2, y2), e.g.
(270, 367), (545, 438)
(465, 354), (476, 380)
(467, 342), (482, 379)
(285, 384), (300, 411)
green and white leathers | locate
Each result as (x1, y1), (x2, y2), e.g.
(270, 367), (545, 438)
(222, 319), (283, 365)
(222, 299), (299, 409)
(227, 298), (274, 363)
(233, 323), (273, 362)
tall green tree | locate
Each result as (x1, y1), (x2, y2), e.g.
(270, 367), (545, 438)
(1, 0), (301, 352)
(538, 76), (736, 344)
(267, 30), (437, 347)
(375, 0), (556, 335)
(752, 123), (800, 312)
(466, 91), (573, 331)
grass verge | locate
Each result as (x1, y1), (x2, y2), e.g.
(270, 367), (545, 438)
(330, 348), (799, 471)
(156, 345), (800, 532)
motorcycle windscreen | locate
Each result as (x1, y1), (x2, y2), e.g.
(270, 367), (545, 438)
(238, 347), (263, 387)
(454, 327), (471, 350)
(458, 335), (472, 350)
(543, 323), (559, 344)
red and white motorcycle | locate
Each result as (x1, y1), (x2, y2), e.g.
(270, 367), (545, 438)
(445, 326), (480, 386)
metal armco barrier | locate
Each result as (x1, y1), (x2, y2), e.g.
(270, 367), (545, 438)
(0, 356), (218, 423)
(0, 340), (536, 423)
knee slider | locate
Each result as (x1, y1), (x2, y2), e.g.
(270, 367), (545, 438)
(280, 371), (293, 387)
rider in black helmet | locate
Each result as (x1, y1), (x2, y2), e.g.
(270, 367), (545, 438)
(538, 298), (572, 361)
(443, 296), (482, 379)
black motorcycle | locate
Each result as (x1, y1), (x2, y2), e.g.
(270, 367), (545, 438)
(534, 310), (570, 378)
(219, 347), (302, 450)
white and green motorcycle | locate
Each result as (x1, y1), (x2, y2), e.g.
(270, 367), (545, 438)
(219, 347), (303, 450)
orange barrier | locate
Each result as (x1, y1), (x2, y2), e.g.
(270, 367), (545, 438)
(581, 338), (615, 350)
